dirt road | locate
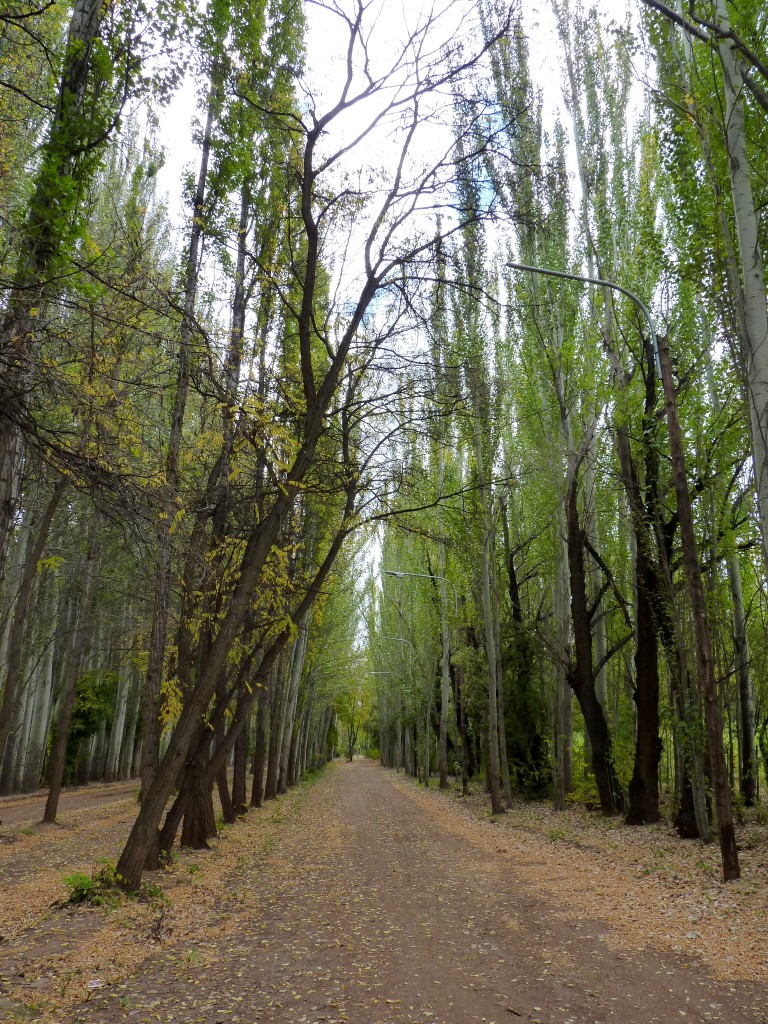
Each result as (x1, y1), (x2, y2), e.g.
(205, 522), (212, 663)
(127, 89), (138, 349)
(0, 780), (138, 827)
(61, 761), (765, 1024)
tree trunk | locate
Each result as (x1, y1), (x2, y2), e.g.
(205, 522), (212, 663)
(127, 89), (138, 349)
(553, 518), (572, 812)
(215, 674), (236, 825)
(472, 411), (504, 814)
(141, 85), (216, 801)
(278, 620), (308, 794)
(264, 656), (288, 800)
(22, 612), (56, 791)
(454, 658), (470, 796)
(105, 665), (129, 783)
(493, 557), (513, 806)
(711, 0), (768, 577)
(250, 681), (269, 807)
(565, 477), (624, 815)
(438, 539), (451, 789)
(0, 0), (107, 575)
(727, 551), (756, 805)
(626, 563), (661, 824)
(119, 667), (141, 780)
(180, 749), (217, 850)
(232, 727), (248, 815)
(658, 330), (739, 880)
(480, 516), (504, 814)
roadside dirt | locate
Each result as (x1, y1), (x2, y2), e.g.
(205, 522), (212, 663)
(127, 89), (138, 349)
(1, 761), (765, 1023)
(0, 781), (138, 828)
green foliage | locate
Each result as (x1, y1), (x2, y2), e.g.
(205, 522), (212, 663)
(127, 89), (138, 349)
(63, 862), (121, 907)
(63, 860), (166, 906)
(63, 670), (119, 782)
(71, 670), (119, 739)
(502, 625), (550, 795)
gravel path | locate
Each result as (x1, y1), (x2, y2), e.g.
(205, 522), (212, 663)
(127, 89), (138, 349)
(57, 760), (766, 1024)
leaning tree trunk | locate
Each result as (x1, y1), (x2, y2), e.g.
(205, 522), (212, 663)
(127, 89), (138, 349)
(140, 84), (216, 802)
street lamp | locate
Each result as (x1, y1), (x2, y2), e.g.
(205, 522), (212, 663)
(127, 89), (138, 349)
(383, 569), (459, 612)
(507, 261), (661, 375)
(379, 635), (415, 653)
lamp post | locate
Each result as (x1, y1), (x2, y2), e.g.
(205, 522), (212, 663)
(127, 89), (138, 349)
(379, 635), (415, 653)
(383, 569), (459, 612)
(507, 261), (661, 373)
(508, 260), (739, 881)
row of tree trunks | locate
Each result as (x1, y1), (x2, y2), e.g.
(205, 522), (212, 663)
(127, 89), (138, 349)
(0, 481), (65, 775)
(43, 512), (99, 822)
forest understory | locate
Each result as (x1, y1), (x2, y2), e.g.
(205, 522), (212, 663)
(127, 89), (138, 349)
(0, 762), (766, 1024)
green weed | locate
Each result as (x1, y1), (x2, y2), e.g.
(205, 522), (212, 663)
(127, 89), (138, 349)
(63, 860), (165, 907)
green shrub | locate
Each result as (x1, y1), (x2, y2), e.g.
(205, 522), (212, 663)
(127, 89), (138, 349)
(63, 860), (165, 907)
(63, 863), (120, 906)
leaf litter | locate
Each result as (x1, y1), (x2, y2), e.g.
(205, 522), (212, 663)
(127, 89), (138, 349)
(0, 764), (766, 1024)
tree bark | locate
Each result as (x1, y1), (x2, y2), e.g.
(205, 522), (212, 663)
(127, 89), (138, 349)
(180, 748), (217, 850)
(626, 559), (661, 824)
(232, 727), (248, 816)
(711, 0), (768, 577)
(565, 476), (624, 815)
(657, 330), (739, 880)
(250, 680), (269, 807)
(438, 538), (451, 789)
(278, 620), (308, 794)
(264, 655), (287, 801)
(727, 550), (756, 805)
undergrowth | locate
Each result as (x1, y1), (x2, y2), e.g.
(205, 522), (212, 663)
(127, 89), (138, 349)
(63, 860), (165, 908)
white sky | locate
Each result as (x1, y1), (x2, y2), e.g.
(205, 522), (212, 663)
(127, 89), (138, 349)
(156, 0), (640, 232)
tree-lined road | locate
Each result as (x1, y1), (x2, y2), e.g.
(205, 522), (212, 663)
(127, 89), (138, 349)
(69, 762), (766, 1024)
